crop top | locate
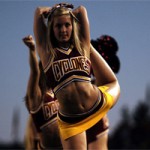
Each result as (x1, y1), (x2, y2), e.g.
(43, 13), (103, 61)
(30, 92), (59, 132)
(44, 46), (91, 94)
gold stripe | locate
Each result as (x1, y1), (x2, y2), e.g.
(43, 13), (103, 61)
(40, 117), (57, 129)
(44, 56), (54, 73)
(53, 75), (91, 93)
(55, 45), (73, 55)
(30, 101), (43, 114)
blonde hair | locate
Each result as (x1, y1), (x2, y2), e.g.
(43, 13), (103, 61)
(47, 7), (85, 63)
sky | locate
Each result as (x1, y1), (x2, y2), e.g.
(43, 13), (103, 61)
(0, 0), (150, 143)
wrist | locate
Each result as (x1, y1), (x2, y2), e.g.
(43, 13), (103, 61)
(29, 45), (36, 51)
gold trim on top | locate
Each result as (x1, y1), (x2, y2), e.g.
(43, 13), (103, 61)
(55, 45), (74, 55)
(53, 75), (91, 94)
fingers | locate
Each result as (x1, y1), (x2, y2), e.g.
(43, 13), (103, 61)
(22, 35), (33, 42)
(42, 8), (51, 18)
(22, 35), (35, 50)
(58, 3), (74, 9)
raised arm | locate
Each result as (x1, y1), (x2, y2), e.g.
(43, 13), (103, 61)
(33, 7), (51, 61)
(73, 6), (91, 55)
(23, 35), (42, 111)
(90, 44), (120, 106)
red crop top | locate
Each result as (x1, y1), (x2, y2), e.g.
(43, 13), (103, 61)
(44, 47), (91, 94)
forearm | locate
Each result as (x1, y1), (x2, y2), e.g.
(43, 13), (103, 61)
(29, 49), (39, 75)
(27, 48), (42, 110)
(23, 35), (42, 111)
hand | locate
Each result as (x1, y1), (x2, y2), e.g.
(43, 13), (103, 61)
(48, 3), (74, 19)
(42, 8), (51, 18)
(22, 35), (35, 51)
(58, 3), (74, 9)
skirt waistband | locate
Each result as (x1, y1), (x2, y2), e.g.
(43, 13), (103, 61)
(58, 91), (103, 123)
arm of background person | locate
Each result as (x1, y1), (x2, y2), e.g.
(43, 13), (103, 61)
(23, 35), (42, 111)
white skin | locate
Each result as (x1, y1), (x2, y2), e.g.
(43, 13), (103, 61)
(87, 115), (109, 150)
(53, 15), (73, 47)
(33, 4), (120, 149)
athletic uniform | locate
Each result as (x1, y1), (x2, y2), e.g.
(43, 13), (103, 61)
(44, 46), (91, 94)
(30, 92), (58, 132)
(44, 46), (113, 140)
(30, 92), (62, 149)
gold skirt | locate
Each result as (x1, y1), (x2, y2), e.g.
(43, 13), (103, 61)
(57, 86), (113, 140)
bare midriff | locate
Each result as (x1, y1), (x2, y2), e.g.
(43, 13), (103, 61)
(56, 81), (100, 115)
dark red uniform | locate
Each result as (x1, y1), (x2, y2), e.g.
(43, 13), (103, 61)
(44, 47), (91, 94)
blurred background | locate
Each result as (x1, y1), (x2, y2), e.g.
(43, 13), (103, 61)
(0, 0), (150, 149)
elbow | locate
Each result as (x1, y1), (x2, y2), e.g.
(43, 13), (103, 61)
(78, 5), (87, 14)
(75, 5), (87, 15)
(35, 7), (43, 15)
(34, 7), (43, 22)
(35, 7), (49, 16)
(79, 5), (86, 10)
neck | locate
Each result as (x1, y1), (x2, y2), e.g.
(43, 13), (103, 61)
(58, 41), (71, 47)
(58, 43), (70, 50)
